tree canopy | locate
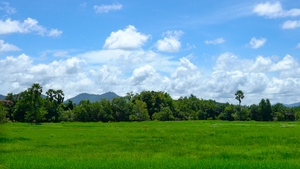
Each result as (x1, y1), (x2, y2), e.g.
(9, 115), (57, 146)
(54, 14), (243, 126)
(1, 84), (299, 123)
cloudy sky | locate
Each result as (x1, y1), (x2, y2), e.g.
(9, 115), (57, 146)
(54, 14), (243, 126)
(0, 0), (300, 105)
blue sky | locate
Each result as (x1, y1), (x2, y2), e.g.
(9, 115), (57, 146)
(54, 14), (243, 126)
(0, 0), (300, 105)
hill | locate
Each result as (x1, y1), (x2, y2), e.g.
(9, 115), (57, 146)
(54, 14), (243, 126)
(284, 102), (300, 107)
(0, 94), (6, 100)
(65, 92), (120, 104)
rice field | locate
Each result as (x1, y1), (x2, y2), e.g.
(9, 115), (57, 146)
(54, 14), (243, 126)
(1, 120), (299, 168)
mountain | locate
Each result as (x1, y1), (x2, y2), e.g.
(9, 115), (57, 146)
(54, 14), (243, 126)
(0, 94), (6, 100)
(65, 92), (120, 104)
(283, 102), (300, 107)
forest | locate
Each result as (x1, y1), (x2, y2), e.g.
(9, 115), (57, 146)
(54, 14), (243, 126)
(1, 83), (300, 123)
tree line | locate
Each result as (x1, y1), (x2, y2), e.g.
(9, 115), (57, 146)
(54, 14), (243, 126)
(1, 83), (300, 123)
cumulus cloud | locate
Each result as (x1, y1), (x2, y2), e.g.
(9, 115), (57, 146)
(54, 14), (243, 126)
(0, 54), (86, 95)
(0, 2), (16, 14)
(130, 65), (156, 85)
(103, 25), (150, 50)
(2, 51), (300, 105)
(79, 49), (179, 73)
(253, 1), (300, 18)
(94, 3), (122, 13)
(282, 20), (300, 29)
(156, 30), (183, 53)
(271, 55), (298, 71)
(249, 37), (266, 49)
(170, 57), (201, 95)
(0, 18), (62, 37)
(0, 40), (21, 53)
(205, 38), (225, 45)
(30, 57), (86, 78)
(214, 53), (298, 73)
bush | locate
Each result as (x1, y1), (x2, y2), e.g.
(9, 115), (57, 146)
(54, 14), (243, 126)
(0, 104), (9, 123)
(152, 107), (175, 121)
(273, 112), (285, 121)
(233, 107), (249, 121)
(296, 111), (300, 121)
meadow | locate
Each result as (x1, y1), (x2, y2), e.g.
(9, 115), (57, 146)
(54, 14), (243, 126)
(1, 121), (299, 168)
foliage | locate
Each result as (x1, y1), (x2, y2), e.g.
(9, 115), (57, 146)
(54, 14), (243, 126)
(259, 99), (273, 121)
(152, 107), (175, 121)
(0, 102), (9, 123)
(296, 111), (300, 121)
(235, 90), (244, 107)
(132, 100), (149, 121)
(2, 83), (300, 122)
(233, 107), (250, 121)
(219, 105), (235, 121)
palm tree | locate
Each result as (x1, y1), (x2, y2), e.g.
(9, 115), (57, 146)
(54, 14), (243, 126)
(31, 83), (42, 101)
(55, 90), (64, 104)
(46, 89), (55, 103)
(235, 90), (244, 107)
(235, 90), (244, 120)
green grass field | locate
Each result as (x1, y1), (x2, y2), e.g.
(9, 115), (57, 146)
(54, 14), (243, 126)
(1, 121), (299, 168)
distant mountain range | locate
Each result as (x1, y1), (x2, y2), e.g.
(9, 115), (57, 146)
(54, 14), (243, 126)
(283, 102), (300, 107)
(65, 92), (120, 104)
(0, 94), (5, 100)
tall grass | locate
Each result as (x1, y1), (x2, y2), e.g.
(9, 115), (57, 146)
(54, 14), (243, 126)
(1, 121), (299, 168)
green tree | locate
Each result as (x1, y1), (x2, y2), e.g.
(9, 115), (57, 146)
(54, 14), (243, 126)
(235, 90), (244, 120)
(219, 104), (235, 121)
(0, 102), (9, 123)
(112, 97), (134, 121)
(233, 107), (250, 121)
(132, 100), (149, 121)
(250, 104), (261, 121)
(152, 107), (175, 121)
(99, 99), (114, 122)
(45, 89), (64, 121)
(295, 111), (300, 121)
(26, 84), (47, 123)
(235, 90), (244, 107)
(259, 99), (272, 121)
(74, 106), (88, 122)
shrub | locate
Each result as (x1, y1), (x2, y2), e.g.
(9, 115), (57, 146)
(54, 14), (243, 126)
(296, 111), (300, 121)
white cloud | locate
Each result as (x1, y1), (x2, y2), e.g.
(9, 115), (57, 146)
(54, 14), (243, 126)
(103, 25), (150, 50)
(249, 37), (266, 49)
(282, 20), (300, 29)
(48, 29), (63, 37)
(253, 1), (300, 18)
(156, 30), (183, 53)
(30, 57), (86, 78)
(130, 65), (156, 85)
(271, 54), (298, 71)
(78, 49), (179, 73)
(2, 52), (300, 105)
(205, 38), (225, 45)
(0, 2), (16, 14)
(250, 56), (273, 72)
(0, 54), (88, 97)
(0, 18), (62, 37)
(94, 3), (122, 13)
(213, 53), (298, 74)
(297, 43), (300, 48)
(0, 40), (21, 53)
